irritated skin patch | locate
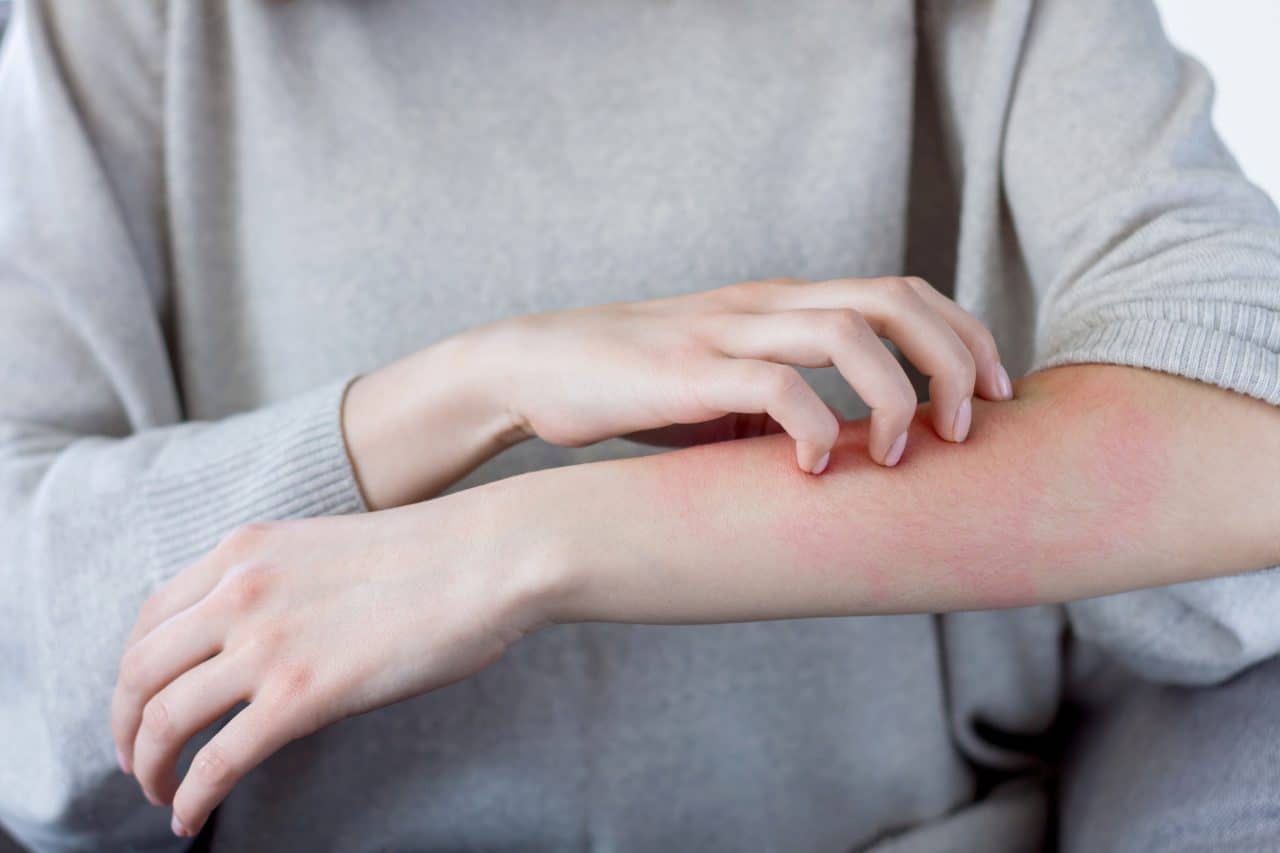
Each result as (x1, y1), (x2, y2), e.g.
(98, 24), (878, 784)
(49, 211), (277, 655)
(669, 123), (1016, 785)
(759, 411), (1049, 613)
(645, 370), (1173, 618)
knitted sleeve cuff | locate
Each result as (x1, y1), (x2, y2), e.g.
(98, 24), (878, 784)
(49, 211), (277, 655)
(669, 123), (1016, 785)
(141, 376), (370, 576)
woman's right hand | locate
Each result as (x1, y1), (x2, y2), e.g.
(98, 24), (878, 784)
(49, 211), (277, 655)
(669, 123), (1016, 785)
(344, 276), (1012, 509)
(482, 276), (1010, 466)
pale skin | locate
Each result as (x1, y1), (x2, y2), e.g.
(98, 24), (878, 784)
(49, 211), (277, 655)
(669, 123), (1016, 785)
(110, 279), (1280, 838)
(341, 275), (1014, 507)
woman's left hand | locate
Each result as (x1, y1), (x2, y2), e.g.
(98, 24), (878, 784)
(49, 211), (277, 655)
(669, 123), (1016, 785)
(110, 485), (555, 838)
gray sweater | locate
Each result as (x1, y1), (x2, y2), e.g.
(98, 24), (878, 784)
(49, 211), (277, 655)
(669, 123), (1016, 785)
(1, 1), (1279, 851)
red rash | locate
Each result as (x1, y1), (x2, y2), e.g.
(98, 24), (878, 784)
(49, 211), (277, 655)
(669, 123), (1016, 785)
(646, 373), (1173, 616)
(755, 410), (1043, 612)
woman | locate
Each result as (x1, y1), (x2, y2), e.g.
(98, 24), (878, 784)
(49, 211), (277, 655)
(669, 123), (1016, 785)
(1, 1), (1278, 850)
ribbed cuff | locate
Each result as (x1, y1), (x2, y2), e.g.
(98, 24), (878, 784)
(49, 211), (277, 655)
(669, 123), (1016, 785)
(1033, 310), (1280, 406)
(142, 377), (370, 576)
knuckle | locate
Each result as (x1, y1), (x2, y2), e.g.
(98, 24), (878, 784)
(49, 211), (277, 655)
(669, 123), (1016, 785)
(719, 279), (781, 308)
(818, 414), (841, 446)
(764, 366), (805, 401)
(941, 347), (978, 386)
(219, 522), (277, 559)
(972, 327), (1001, 364)
(269, 661), (316, 702)
(891, 383), (919, 414)
(891, 278), (932, 313)
(192, 743), (234, 789)
(883, 276), (917, 301)
(118, 644), (151, 693)
(136, 590), (168, 626)
(237, 620), (288, 664)
(218, 563), (274, 612)
(140, 696), (175, 743)
(902, 275), (934, 294)
(824, 308), (867, 341)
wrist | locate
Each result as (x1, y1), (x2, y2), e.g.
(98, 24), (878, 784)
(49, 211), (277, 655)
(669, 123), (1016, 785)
(476, 469), (586, 631)
(342, 332), (528, 510)
(445, 322), (534, 451)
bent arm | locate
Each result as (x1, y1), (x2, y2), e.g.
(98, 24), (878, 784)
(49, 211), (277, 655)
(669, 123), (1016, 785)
(919, 0), (1280, 684)
(0, 5), (379, 848)
(503, 364), (1279, 625)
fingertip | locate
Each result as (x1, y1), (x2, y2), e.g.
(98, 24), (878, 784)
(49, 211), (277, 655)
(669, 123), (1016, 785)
(796, 440), (827, 474)
(951, 397), (972, 443)
(116, 745), (131, 775)
(882, 431), (908, 467)
(171, 813), (191, 837)
(994, 363), (1013, 400)
(811, 452), (830, 475)
(794, 444), (808, 473)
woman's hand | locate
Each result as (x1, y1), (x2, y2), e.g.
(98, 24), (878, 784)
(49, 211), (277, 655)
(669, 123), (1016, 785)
(343, 275), (1012, 509)
(110, 490), (557, 838)
(476, 276), (1011, 470)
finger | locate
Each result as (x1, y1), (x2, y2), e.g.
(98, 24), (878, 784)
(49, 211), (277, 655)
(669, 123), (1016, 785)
(113, 599), (226, 776)
(170, 685), (318, 838)
(725, 274), (1004, 406)
(124, 525), (257, 645)
(132, 653), (249, 807)
(704, 311), (916, 466)
(692, 360), (840, 473)
(901, 276), (1013, 401)
(762, 278), (977, 443)
(845, 279), (976, 443)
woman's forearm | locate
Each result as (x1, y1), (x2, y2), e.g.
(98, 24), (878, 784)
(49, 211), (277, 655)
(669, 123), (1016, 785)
(501, 364), (1280, 624)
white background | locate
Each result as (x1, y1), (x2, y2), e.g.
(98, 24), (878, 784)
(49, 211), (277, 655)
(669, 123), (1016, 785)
(1154, 0), (1280, 205)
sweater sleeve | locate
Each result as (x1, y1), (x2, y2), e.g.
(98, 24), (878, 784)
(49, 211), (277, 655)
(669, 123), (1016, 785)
(1005, 0), (1280, 404)
(0, 4), (366, 850)
(928, 0), (1280, 686)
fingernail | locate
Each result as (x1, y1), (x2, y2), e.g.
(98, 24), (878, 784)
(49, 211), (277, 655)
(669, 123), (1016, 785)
(171, 814), (189, 837)
(811, 452), (830, 475)
(952, 397), (972, 442)
(995, 363), (1013, 400)
(884, 431), (907, 467)
(116, 746), (130, 775)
